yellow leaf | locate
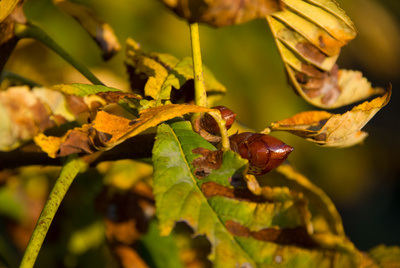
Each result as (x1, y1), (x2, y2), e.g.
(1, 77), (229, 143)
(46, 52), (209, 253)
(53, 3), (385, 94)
(268, 87), (391, 147)
(266, 1), (386, 109)
(91, 104), (212, 149)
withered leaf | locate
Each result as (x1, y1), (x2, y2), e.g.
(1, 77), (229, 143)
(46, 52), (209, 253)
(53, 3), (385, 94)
(34, 104), (212, 157)
(53, 0), (121, 60)
(34, 125), (95, 158)
(160, 0), (282, 27)
(267, 1), (385, 108)
(268, 87), (391, 147)
(0, 84), (141, 152)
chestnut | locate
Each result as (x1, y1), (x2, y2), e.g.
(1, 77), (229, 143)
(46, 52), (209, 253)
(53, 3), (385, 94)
(229, 132), (293, 175)
(201, 106), (236, 134)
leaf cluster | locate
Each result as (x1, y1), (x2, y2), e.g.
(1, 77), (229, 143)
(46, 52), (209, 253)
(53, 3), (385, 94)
(0, 0), (398, 267)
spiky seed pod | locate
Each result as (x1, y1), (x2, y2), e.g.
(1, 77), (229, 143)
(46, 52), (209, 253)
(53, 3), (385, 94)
(201, 106), (236, 134)
(229, 132), (293, 175)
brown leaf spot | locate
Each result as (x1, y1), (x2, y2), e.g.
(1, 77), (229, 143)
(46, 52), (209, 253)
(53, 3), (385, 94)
(56, 129), (96, 157)
(225, 220), (251, 237)
(297, 64), (341, 105)
(201, 181), (268, 203)
(296, 42), (326, 64)
(192, 148), (223, 179)
(96, 91), (141, 103)
(66, 95), (89, 115)
(225, 220), (319, 248)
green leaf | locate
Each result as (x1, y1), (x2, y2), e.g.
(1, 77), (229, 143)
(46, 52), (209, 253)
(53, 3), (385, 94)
(152, 121), (387, 267)
(52, 83), (121, 96)
(152, 121), (253, 266)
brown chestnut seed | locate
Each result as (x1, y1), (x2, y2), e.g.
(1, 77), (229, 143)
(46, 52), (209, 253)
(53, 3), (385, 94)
(201, 106), (236, 134)
(229, 132), (293, 176)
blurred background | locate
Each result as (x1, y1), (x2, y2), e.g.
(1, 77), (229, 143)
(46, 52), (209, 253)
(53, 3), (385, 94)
(2, 0), (400, 266)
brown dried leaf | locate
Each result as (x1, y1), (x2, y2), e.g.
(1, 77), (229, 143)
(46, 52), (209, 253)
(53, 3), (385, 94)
(53, 0), (121, 60)
(0, 85), (141, 152)
(160, 0), (282, 27)
(268, 87), (391, 147)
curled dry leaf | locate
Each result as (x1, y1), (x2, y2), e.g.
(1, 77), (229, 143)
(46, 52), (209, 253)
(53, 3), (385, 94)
(0, 84), (140, 152)
(267, 0), (384, 108)
(125, 38), (225, 107)
(34, 103), (212, 157)
(267, 87), (391, 147)
(53, 0), (121, 60)
(159, 0), (282, 27)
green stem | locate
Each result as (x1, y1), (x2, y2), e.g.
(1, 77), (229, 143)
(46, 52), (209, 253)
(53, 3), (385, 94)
(19, 155), (86, 268)
(189, 23), (207, 108)
(14, 23), (104, 86)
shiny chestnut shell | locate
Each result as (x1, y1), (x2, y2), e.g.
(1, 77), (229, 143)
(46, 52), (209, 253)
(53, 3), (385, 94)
(201, 106), (236, 134)
(229, 132), (293, 175)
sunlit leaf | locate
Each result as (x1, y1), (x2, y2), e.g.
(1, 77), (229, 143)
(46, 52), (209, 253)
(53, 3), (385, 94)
(267, 87), (391, 147)
(33, 103), (212, 157)
(91, 104), (212, 150)
(159, 0), (282, 27)
(53, 0), (121, 60)
(125, 38), (225, 107)
(151, 121), (381, 267)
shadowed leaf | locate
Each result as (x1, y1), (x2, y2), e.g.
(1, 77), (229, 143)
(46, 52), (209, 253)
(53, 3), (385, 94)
(53, 0), (121, 60)
(159, 0), (282, 27)
(125, 38), (225, 107)
(267, 87), (391, 147)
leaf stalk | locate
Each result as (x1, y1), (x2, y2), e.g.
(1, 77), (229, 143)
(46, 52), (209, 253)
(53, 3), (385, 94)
(189, 23), (207, 108)
(19, 155), (86, 268)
